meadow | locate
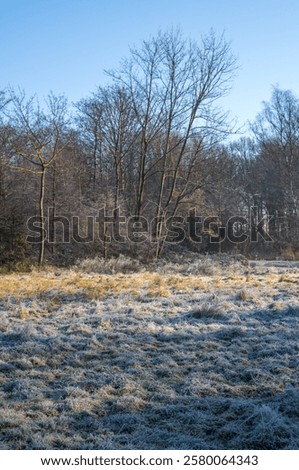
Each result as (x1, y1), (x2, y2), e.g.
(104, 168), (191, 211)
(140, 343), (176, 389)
(0, 254), (298, 449)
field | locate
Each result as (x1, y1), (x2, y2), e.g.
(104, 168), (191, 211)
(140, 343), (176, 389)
(0, 255), (298, 449)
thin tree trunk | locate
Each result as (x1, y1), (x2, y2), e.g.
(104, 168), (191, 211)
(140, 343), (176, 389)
(38, 166), (46, 265)
(135, 137), (147, 220)
(51, 163), (56, 256)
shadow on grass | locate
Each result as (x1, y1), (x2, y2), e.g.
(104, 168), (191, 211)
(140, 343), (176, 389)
(0, 302), (298, 449)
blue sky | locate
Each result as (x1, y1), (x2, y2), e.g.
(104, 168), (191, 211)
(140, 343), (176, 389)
(1, 0), (299, 133)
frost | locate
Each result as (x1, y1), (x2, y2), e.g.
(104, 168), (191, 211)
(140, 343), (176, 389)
(0, 261), (298, 449)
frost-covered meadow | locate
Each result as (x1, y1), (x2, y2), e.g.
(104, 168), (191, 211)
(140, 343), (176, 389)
(0, 255), (298, 449)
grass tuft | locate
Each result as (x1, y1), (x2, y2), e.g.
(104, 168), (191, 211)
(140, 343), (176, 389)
(190, 302), (224, 319)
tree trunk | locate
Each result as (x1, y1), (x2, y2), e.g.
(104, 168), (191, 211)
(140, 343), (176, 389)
(38, 166), (46, 265)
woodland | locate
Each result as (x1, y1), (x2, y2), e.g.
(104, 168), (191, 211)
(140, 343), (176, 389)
(0, 31), (299, 267)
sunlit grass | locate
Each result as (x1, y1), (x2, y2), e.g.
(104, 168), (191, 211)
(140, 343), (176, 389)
(0, 267), (298, 301)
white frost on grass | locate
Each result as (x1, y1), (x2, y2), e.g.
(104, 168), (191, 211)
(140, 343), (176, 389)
(0, 262), (298, 449)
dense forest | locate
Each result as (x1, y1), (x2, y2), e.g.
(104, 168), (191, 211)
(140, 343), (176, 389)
(1, 31), (299, 266)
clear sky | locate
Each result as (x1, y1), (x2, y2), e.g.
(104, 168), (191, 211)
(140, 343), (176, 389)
(1, 0), (299, 134)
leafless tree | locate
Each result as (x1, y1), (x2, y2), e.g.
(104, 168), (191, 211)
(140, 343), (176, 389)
(252, 87), (299, 240)
(108, 30), (237, 255)
(5, 90), (70, 264)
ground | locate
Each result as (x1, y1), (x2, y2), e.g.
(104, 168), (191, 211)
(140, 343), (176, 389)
(0, 255), (298, 449)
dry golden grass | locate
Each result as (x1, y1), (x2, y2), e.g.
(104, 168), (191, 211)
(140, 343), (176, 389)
(18, 303), (29, 320)
(0, 267), (298, 300)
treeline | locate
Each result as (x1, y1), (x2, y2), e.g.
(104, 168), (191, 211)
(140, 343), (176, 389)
(0, 30), (299, 266)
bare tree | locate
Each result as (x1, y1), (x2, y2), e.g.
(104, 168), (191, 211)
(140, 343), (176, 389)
(108, 30), (237, 255)
(76, 95), (105, 199)
(252, 87), (299, 240)
(6, 90), (70, 264)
